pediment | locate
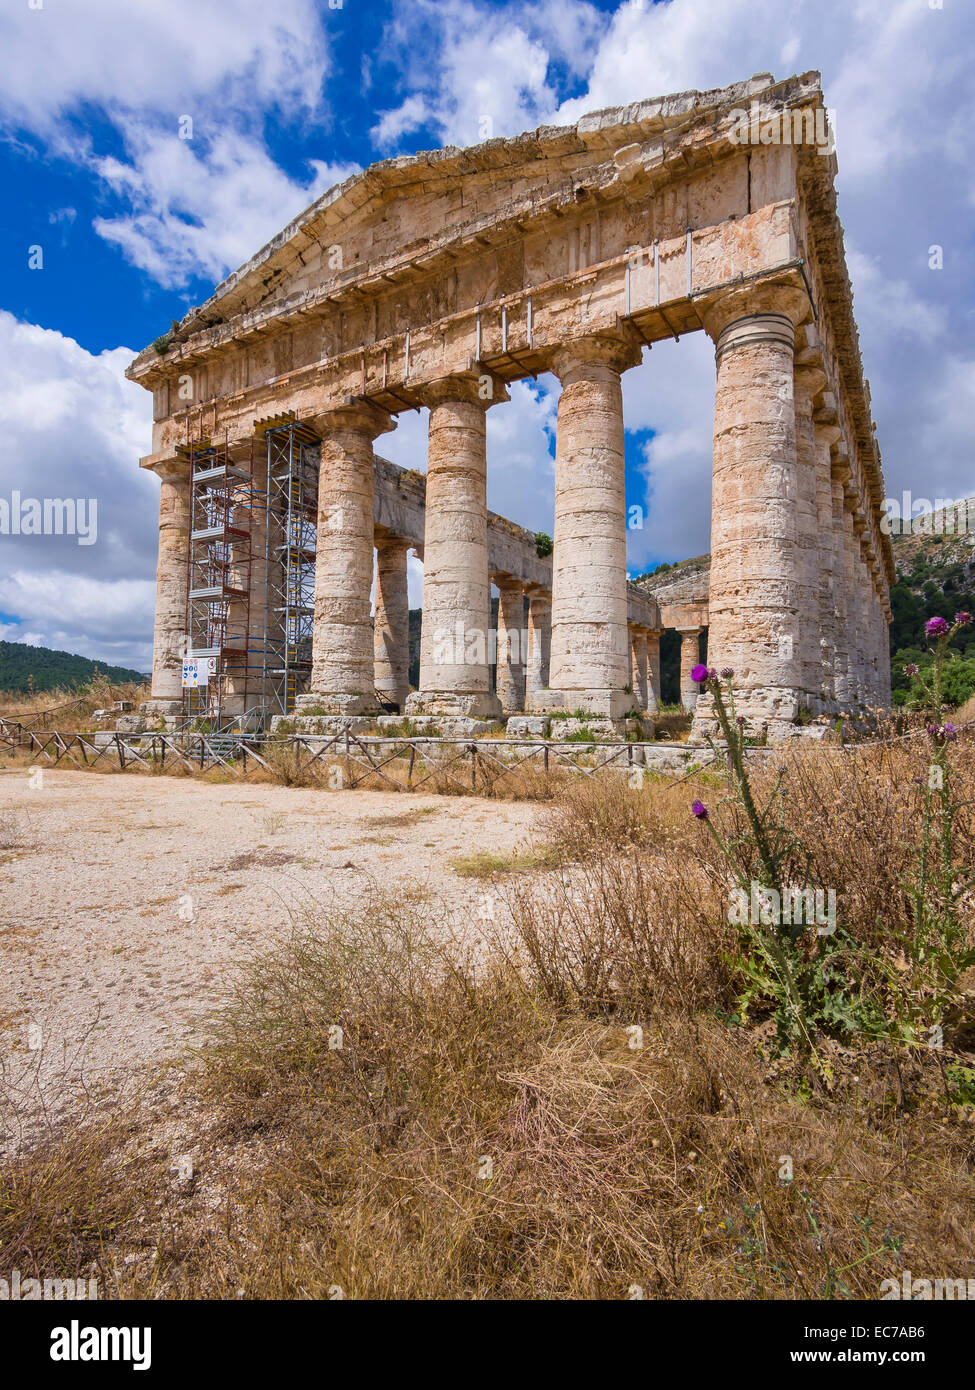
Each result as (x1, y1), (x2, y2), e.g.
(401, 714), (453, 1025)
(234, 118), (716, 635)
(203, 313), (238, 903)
(130, 70), (826, 373)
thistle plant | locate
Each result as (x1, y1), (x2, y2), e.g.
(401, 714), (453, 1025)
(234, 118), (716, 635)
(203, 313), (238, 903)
(899, 612), (975, 1040)
(687, 665), (876, 1076)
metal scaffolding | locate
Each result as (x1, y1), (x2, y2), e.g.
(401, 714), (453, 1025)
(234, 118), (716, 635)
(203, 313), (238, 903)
(256, 416), (320, 719)
(182, 435), (256, 723)
(180, 417), (320, 728)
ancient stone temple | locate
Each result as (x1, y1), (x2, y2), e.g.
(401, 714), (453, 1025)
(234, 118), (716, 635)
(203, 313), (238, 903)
(127, 70), (892, 740)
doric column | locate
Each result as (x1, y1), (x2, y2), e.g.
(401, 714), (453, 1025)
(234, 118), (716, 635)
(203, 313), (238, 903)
(812, 409), (843, 713)
(879, 601), (892, 707)
(858, 526), (877, 707)
(299, 400), (393, 714)
(679, 628), (703, 711)
(793, 365), (826, 709)
(843, 500), (866, 706)
(696, 282), (808, 734)
(526, 591), (552, 700)
(536, 332), (642, 719)
(866, 558), (883, 707)
(374, 537), (410, 712)
(495, 579), (526, 714)
(407, 375), (505, 719)
(645, 628), (662, 713)
(829, 453), (853, 709)
(630, 628), (649, 709)
(145, 458), (192, 711)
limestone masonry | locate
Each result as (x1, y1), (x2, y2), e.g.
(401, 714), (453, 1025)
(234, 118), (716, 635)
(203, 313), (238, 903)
(127, 70), (893, 741)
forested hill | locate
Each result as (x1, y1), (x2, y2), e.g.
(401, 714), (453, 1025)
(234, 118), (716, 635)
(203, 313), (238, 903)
(0, 641), (146, 694)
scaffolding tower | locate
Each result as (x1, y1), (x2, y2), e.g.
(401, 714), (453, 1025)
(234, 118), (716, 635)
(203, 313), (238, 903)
(180, 418), (320, 728)
(182, 436), (257, 723)
(257, 416), (320, 719)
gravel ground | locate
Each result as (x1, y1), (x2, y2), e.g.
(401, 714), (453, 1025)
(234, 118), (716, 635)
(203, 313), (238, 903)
(0, 769), (541, 1147)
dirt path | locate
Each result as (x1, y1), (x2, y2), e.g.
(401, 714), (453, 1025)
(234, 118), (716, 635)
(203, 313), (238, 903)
(0, 770), (541, 1145)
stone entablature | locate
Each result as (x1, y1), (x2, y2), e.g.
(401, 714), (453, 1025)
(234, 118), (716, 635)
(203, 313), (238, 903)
(130, 71), (892, 736)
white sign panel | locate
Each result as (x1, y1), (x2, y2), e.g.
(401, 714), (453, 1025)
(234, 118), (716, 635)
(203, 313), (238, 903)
(181, 659), (209, 688)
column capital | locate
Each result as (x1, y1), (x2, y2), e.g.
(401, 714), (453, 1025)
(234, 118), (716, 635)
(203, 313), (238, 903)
(149, 455), (191, 485)
(794, 363), (828, 408)
(549, 329), (642, 384)
(815, 419), (843, 448)
(831, 447), (853, 486)
(700, 280), (808, 354)
(374, 532), (411, 555)
(417, 372), (509, 410)
(311, 398), (395, 440)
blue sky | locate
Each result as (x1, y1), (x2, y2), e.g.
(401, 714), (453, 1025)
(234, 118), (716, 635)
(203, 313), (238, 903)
(0, 0), (973, 670)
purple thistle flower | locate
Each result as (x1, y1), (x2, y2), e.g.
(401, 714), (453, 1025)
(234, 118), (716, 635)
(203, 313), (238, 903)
(690, 800), (708, 820)
(708, 667), (718, 680)
(955, 611), (972, 628)
(941, 723), (957, 741)
(926, 616), (950, 637)
(690, 663), (710, 684)
(720, 667), (734, 679)
(904, 663), (919, 677)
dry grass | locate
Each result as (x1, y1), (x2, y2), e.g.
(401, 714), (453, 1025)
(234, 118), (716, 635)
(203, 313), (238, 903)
(2, 731), (975, 1299)
(0, 678), (149, 729)
(449, 846), (562, 877)
(954, 693), (975, 725)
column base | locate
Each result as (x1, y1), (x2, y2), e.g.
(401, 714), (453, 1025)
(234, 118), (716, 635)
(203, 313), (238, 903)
(690, 686), (809, 743)
(295, 692), (383, 716)
(140, 699), (183, 717)
(528, 688), (632, 720)
(405, 690), (502, 719)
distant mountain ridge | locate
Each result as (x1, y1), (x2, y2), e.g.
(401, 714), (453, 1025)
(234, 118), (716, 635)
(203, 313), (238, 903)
(0, 640), (146, 694)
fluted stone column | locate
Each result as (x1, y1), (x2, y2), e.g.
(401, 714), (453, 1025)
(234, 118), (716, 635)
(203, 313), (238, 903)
(844, 502), (866, 706)
(407, 375), (504, 719)
(299, 401), (393, 714)
(374, 537), (410, 711)
(813, 412), (843, 712)
(496, 580), (526, 714)
(866, 560), (883, 707)
(630, 628), (649, 709)
(234, 442), (269, 718)
(679, 628), (703, 711)
(858, 526), (876, 707)
(526, 591), (552, 700)
(695, 283), (809, 736)
(144, 458), (192, 713)
(879, 603), (892, 706)
(535, 332), (641, 719)
(645, 628), (662, 713)
(793, 366), (826, 709)
(830, 458), (852, 709)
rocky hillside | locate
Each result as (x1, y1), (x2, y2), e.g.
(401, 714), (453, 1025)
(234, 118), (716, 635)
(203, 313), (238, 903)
(888, 502), (975, 703)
